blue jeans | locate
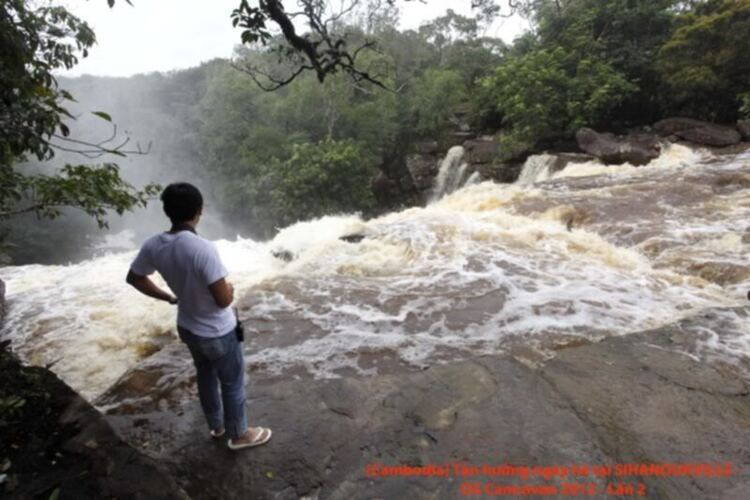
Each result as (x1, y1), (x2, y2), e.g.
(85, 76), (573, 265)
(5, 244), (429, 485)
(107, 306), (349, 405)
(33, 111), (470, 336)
(178, 326), (248, 439)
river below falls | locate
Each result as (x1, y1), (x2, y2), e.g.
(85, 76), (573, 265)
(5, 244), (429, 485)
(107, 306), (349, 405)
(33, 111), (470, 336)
(1, 144), (749, 413)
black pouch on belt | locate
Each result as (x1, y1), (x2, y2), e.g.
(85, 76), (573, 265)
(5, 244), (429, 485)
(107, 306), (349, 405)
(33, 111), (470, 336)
(233, 307), (245, 342)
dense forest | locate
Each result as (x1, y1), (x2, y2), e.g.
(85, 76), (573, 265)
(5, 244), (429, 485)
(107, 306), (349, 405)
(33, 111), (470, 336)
(1, 0), (749, 264)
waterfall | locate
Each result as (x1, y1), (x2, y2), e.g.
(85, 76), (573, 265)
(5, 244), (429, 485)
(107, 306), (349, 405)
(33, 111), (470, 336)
(516, 154), (556, 186)
(430, 146), (472, 202)
(464, 171), (481, 187)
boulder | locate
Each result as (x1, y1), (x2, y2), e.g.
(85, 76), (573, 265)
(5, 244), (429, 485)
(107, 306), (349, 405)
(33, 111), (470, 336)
(477, 162), (523, 184)
(463, 135), (501, 164)
(413, 140), (439, 155)
(405, 154), (438, 191)
(371, 169), (398, 203)
(654, 117), (741, 147)
(340, 234), (365, 244)
(653, 117), (709, 135)
(271, 249), (294, 262)
(677, 126), (742, 147)
(576, 128), (661, 166)
(548, 152), (595, 175)
(444, 131), (476, 148)
(0, 279), (5, 324)
(738, 119), (750, 141)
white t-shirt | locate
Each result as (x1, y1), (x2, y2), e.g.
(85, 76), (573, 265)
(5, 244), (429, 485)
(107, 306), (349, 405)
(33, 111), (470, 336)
(130, 231), (235, 338)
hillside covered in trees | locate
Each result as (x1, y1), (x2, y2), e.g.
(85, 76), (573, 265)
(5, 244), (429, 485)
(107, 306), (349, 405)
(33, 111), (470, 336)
(2, 0), (749, 263)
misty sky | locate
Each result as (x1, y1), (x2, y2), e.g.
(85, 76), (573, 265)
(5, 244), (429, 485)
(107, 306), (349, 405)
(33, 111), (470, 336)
(61, 0), (527, 77)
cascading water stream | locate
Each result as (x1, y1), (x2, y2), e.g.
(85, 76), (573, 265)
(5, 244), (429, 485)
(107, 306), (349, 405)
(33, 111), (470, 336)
(430, 146), (477, 202)
(515, 154), (556, 186)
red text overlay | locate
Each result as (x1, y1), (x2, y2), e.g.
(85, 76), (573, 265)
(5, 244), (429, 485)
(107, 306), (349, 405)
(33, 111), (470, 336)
(363, 463), (733, 497)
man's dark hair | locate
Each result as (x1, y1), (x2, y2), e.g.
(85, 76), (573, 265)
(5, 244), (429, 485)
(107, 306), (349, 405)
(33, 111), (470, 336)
(161, 183), (203, 225)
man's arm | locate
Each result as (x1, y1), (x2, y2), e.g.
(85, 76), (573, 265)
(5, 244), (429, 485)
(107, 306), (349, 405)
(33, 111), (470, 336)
(126, 270), (178, 304)
(208, 278), (234, 309)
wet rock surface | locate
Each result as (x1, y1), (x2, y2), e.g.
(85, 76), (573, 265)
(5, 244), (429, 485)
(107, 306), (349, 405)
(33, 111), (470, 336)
(654, 118), (742, 147)
(106, 309), (750, 500)
(548, 152), (595, 173)
(0, 343), (186, 499)
(737, 120), (750, 141)
(476, 161), (523, 184)
(463, 135), (502, 164)
(0, 279), (6, 321)
(576, 128), (662, 166)
(405, 154), (439, 192)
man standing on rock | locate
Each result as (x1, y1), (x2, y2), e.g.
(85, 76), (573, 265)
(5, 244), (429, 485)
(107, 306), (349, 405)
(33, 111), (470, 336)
(125, 182), (272, 450)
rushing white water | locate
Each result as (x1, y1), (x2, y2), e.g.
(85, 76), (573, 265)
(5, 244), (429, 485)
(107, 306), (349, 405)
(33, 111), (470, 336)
(93, 228), (137, 256)
(430, 146), (472, 202)
(516, 154), (557, 185)
(2, 145), (750, 405)
(552, 143), (709, 180)
(515, 144), (708, 186)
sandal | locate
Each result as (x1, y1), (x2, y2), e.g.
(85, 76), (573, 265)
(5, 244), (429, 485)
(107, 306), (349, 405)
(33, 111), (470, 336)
(227, 427), (272, 450)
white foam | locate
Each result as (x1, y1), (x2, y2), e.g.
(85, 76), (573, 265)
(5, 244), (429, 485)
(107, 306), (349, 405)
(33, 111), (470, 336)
(553, 144), (709, 179)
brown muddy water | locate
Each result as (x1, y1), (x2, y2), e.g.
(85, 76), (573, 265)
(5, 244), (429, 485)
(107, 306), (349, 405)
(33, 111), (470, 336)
(1, 144), (749, 414)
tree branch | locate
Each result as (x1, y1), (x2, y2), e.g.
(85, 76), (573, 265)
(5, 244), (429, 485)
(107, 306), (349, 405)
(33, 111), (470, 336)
(48, 123), (152, 158)
(231, 0), (512, 91)
(0, 204), (44, 218)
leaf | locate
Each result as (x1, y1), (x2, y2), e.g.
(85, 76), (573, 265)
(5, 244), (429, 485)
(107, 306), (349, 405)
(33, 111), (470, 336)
(59, 89), (77, 102)
(107, 0), (115, 7)
(91, 111), (112, 122)
(49, 488), (60, 500)
(59, 123), (70, 137)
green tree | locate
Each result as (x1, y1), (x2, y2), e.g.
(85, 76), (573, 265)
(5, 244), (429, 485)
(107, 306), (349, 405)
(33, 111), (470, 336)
(475, 0), (699, 157)
(200, 42), (404, 234)
(482, 47), (635, 157)
(0, 0), (158, 230)
(257, 139), (376, 229)
(410, 68), (468, 137)
(657, 0), (750, 120)
(535, 0), (677, 124)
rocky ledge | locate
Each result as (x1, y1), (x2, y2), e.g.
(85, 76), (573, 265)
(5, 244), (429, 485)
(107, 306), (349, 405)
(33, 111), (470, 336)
(0, 342), (187, 499)
(393, 116), (750, 202)
(106, 308), (750, 500)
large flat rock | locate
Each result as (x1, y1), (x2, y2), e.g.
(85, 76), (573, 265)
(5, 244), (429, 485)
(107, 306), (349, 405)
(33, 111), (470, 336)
(106, 311), (750, 499)
(110, 357), (609, 499)
(542, 325), (750, 500)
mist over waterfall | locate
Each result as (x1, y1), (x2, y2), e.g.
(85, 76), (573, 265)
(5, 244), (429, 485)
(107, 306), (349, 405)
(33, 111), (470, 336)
(2, 71), (240, 266)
